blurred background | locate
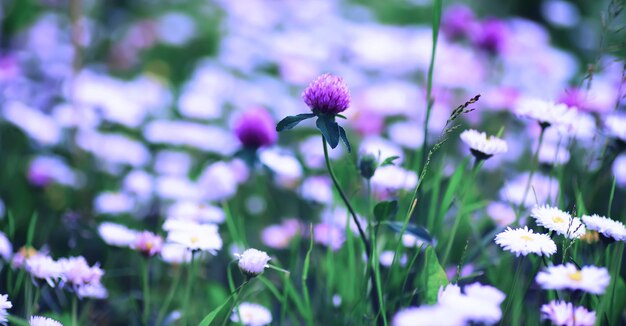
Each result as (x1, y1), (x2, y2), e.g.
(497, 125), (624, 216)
(0, 0), (625, 324)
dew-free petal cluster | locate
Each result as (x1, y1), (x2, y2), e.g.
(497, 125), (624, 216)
(302, 73), (350, 115)
(531, 205), (586, 239)
(536, 263), (610, 294)
(582, 214), (626, 241)
(495, 226), (557, 257)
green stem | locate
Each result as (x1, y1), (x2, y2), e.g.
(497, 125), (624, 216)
(322, 136), (382, 324)
(419, 0), (442, 172)
(155, 266), (183, 326)
(515, 126), (546, 224)
(71, 296), (78, 326)
(24, 279), (32, 319)
(142, 258), (151, 325)
(182, 252), (197, 326)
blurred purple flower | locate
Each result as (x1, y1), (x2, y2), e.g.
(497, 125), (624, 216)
(302, 73), (350, 115)
(233, 107), (277, 149)
(442, 4), (476, 40)
(472, 18), (509, 54)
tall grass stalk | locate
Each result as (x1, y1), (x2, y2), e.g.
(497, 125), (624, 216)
(515, 126), (547, 224)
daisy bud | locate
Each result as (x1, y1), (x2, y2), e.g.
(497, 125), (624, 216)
(236, 248), (271, 277)
(358, 154), (378, 180)
(233, 107), (277, 149)
(302, 73), (350, 115)
(459, 129), (507, 161)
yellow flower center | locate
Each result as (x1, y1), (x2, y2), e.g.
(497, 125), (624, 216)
(552, 216), (565, 224)
(568, 271), (582, 282)
(520, 235), (533, 241)
(190, 236), (199, 244)
(145, 242), (153, 250)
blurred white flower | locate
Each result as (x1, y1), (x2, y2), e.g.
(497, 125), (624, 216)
(236, 248), (271, 277)
(460, 129), (508, 159)
(515, 97), (577, 128)
(76, 131), (150, 168)
(261, 219), (301, 249)
(313, 223), (345, 251)
(132, 231), (163, 257)
(536, 263), (610, 294)
(605, 114), (626, 142)
(438, 282), (505, 324)
(98, 222), (139, 247)
(197, 161), (241, 202)
(387, 121), (425, 149)
(94, 192), (136, 215)
(540, 300), (595, 326)
(495, 226), (557, 257)
(0, 294), (11, 326)
(538, 141), (570, 165)
(28, 156), (80, 188)
(167, 201), (225, 224)
(58, 256), (104, 288)
(231, 302), (272, 326)
(3, 101), (61, 145)
(29, 316), (63, 326)
(75, 282), (108, 299)
(393, 305), (465, 326)
(259, 149), (302, 188)
(582, 214), (626, 241)
(26, 255), (63, 287)
(613, 154), (626, 188)
(144, 121), (237, 156)
(160, 243), (192, 265)
(154, 151), (193, 176)
(300, 176), (333, 205)
(371, 165), (417, 199)
(486, 202), (516, 226)
(157, 12), (197, 46)
(379, 251), (407, 267)
(500, 173), (559, 207)
(531, 205), (585, 239)
(122, 170), (153, 201)
(0, 232), (12, 261)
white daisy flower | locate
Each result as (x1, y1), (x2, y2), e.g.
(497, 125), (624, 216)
(531, 205), (586, 239)
(25, 255), (63, 287)
(236, 248), (271, 277)
(541, 300), (596, 326)
(166, 222), (222, 254)
(459, 129), (508, 160)
(582, 214), (626, 241)
(75, 282), (108, 299)
(231, 302), (272, 326)
(392, 305), (465, 326)
(495, 226), (557, 257)
(536, 263), (610, 294)
(0, 294), (12, 326)
(515, 97), (577, 128)
(29, 316), (63, 326)
(160, 242), (192, 265)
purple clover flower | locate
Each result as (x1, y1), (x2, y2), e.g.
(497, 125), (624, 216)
(442, 4), (476, 40)
(234, 107), (277, 149)
(472, 18), (508, 54)
(302, 73), (350, 115)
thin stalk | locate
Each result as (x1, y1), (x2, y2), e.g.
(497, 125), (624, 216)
(142, 258), (151, 325)
(420, 0), (443, 172)
(155, 266), (183, 326)
(24, 280), (32, 319)
(368, 180), (388, 326)
(322, 137), (381, 324)
(500, 257), (524, 325)
(515, 126), (546, 224)
(442, 158), (482, 265)
(182, 252), (197, 326)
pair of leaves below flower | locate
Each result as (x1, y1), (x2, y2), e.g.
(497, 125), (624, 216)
(275, 113), (351, 152)
(316, 115), (350, 152)
(275, 113), (316, 131)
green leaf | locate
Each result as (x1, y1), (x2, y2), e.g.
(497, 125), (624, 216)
(338, 126), (351, 152)
(384, 221), (433, 245)
(316, 115), (340, 149)
(198, 297), (233, 326)
(336, 114), (347, 119)
(421, 247), (448, 304)
(374, 200), (398, 222)
(276, 113), (316, 131)
(380, 156), (400, 167)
